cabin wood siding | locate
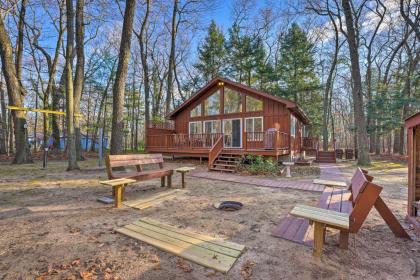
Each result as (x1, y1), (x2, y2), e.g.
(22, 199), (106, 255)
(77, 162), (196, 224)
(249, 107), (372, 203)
(172, 83), (303, 154)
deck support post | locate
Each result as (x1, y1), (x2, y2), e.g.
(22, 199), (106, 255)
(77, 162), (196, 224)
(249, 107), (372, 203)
(161, 177), (165, 187)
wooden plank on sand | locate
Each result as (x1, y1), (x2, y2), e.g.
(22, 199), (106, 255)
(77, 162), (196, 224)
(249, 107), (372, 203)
(116, 218), (245, 273)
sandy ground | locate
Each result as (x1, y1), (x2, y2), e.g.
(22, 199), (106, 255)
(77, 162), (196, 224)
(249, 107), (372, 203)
(0, 158), (419, 280)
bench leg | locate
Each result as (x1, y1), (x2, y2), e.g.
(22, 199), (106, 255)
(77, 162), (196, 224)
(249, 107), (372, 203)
(121, 184), (126, 201)
(161, 177), (165, 187)
(114, 185), (123, 208)
(339, 231), (349, 249)
(167, 175), (172, 188)
(181, 173), (185, 188)
(313, 222), (325, 257)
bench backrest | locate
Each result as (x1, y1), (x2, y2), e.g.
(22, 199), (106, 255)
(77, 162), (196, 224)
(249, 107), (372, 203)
(348, 168), (382, 233)
(105, 154), (164, 179)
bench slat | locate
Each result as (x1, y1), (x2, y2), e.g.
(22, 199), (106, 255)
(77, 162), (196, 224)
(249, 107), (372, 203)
(290, 204), (350, 229)
(100, 178), (137, 186)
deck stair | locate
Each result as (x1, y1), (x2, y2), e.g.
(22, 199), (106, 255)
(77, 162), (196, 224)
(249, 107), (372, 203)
(315, 151), (336, 163)
(210, 154), (242, 172)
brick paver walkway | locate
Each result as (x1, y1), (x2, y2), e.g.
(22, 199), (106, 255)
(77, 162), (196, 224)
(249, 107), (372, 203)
(189, 163), (345, 193)
(318, 163), (346, 181)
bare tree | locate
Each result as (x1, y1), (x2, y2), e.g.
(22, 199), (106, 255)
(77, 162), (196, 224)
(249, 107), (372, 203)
(110, 0), (137, 155)
(0, 14), (32, 163)
(74, 0), (85, 160)
(65, 0), (79, 170)
(165, 0), (178, 115)
(134, 0), (151, 139)
(341, 0), (370, 165)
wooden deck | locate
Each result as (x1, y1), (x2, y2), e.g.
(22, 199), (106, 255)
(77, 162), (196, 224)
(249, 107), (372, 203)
(146, 132), (292, 159)
(146, 147), (290, 158)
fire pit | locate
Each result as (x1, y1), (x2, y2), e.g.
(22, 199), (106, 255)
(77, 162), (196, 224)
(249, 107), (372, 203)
(213, 201), (243, 211)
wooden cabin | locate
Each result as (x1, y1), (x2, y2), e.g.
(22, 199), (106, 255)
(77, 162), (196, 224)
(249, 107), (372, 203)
(145, 77), (313, 169)
(405, 111), (420, 232)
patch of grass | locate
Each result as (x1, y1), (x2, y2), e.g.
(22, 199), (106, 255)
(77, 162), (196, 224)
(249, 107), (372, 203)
(369, 160), (406, 170)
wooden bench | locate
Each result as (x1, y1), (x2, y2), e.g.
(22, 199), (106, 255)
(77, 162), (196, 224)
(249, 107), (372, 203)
(290, 168), (411, 257)
(105, 154), (174, 203)
(100, 178), (136, 208)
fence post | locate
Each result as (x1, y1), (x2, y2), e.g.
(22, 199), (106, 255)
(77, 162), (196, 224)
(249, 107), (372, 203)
(243, 131), (247, 151)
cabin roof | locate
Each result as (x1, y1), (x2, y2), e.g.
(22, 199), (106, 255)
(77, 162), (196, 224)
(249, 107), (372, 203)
(405, 112), (420, 129)
(167, 77), (310, 125)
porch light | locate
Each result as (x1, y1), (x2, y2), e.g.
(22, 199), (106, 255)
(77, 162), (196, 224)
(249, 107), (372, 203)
(218, 81), (224, 87)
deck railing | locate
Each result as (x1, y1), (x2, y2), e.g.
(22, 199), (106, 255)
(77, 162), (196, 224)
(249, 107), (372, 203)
(148, 120), (175, 130)
(244, 131), (289, 151)
(302, 137), (319, 150)
(208, 135), (223, 169)
(147, 133), (223, 149)
(147, 131), (290, 153)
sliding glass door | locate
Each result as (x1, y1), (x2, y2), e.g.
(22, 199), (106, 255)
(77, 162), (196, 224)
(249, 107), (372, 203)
(223, 119), (242, 148)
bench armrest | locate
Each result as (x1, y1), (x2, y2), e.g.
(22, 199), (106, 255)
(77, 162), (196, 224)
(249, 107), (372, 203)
(313, 179), (347, 188)
(290, 204), (349, 230)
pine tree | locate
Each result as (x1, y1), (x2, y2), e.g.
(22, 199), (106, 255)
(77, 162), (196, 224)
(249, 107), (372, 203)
(276, 23), (322, 134)
(225, 24), (268, 87)
(195, 20), (226, 82)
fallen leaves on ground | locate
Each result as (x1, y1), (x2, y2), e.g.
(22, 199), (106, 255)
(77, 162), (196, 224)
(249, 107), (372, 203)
(69, 227), (81, 234)
(176, 258), (193, 273)
(241, 260), (256, 280)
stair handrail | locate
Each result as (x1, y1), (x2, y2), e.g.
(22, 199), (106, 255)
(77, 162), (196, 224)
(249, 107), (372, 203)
(208, 135), (223, 170)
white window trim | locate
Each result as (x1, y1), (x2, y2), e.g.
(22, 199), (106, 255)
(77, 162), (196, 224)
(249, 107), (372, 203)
(189, 121), (202, 135)
(222, 118), (242, 148)
(203, 120), (221, 134)
(245, 117), (263, 141)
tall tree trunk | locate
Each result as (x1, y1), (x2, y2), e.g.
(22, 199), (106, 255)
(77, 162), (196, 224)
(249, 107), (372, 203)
(0, 16), (32, 163)
(322, 16), (340, 151)
(137, 0), (151, 147)
(51, 85), (61, 150)
(110, 0), (137, 155)
(341, 0), (371, 165)
(165, 0), (178, 115)
(130, 69), (136, 150)
(65, 0), (79, 170)
(15, 0), (27, 92)
(0, 76), (7, 154)
(74, 0), (85, 160)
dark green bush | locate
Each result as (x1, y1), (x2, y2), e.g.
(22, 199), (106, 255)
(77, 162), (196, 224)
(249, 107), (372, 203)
(242, 155), (278, 175)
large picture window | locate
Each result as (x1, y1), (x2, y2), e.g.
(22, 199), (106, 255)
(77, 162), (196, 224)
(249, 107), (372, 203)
(204, 90), (220, 116)
(189, 121), (202, 134)
(291, 115), (297, 137)
(204, 120), (221, 134)
(246, 96), (263, 112)
(190, 104), (201, 117)
(245, 117), (263, 141)
(224, 88), (242, 114)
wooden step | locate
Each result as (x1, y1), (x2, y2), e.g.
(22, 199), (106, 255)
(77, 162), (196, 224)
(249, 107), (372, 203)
(213, 163), (237, 168)
(215, 159), (238, 164)
(210, 167), (235, 172)
(215, 159), (237, 164)
(219, 154), (242, 158)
